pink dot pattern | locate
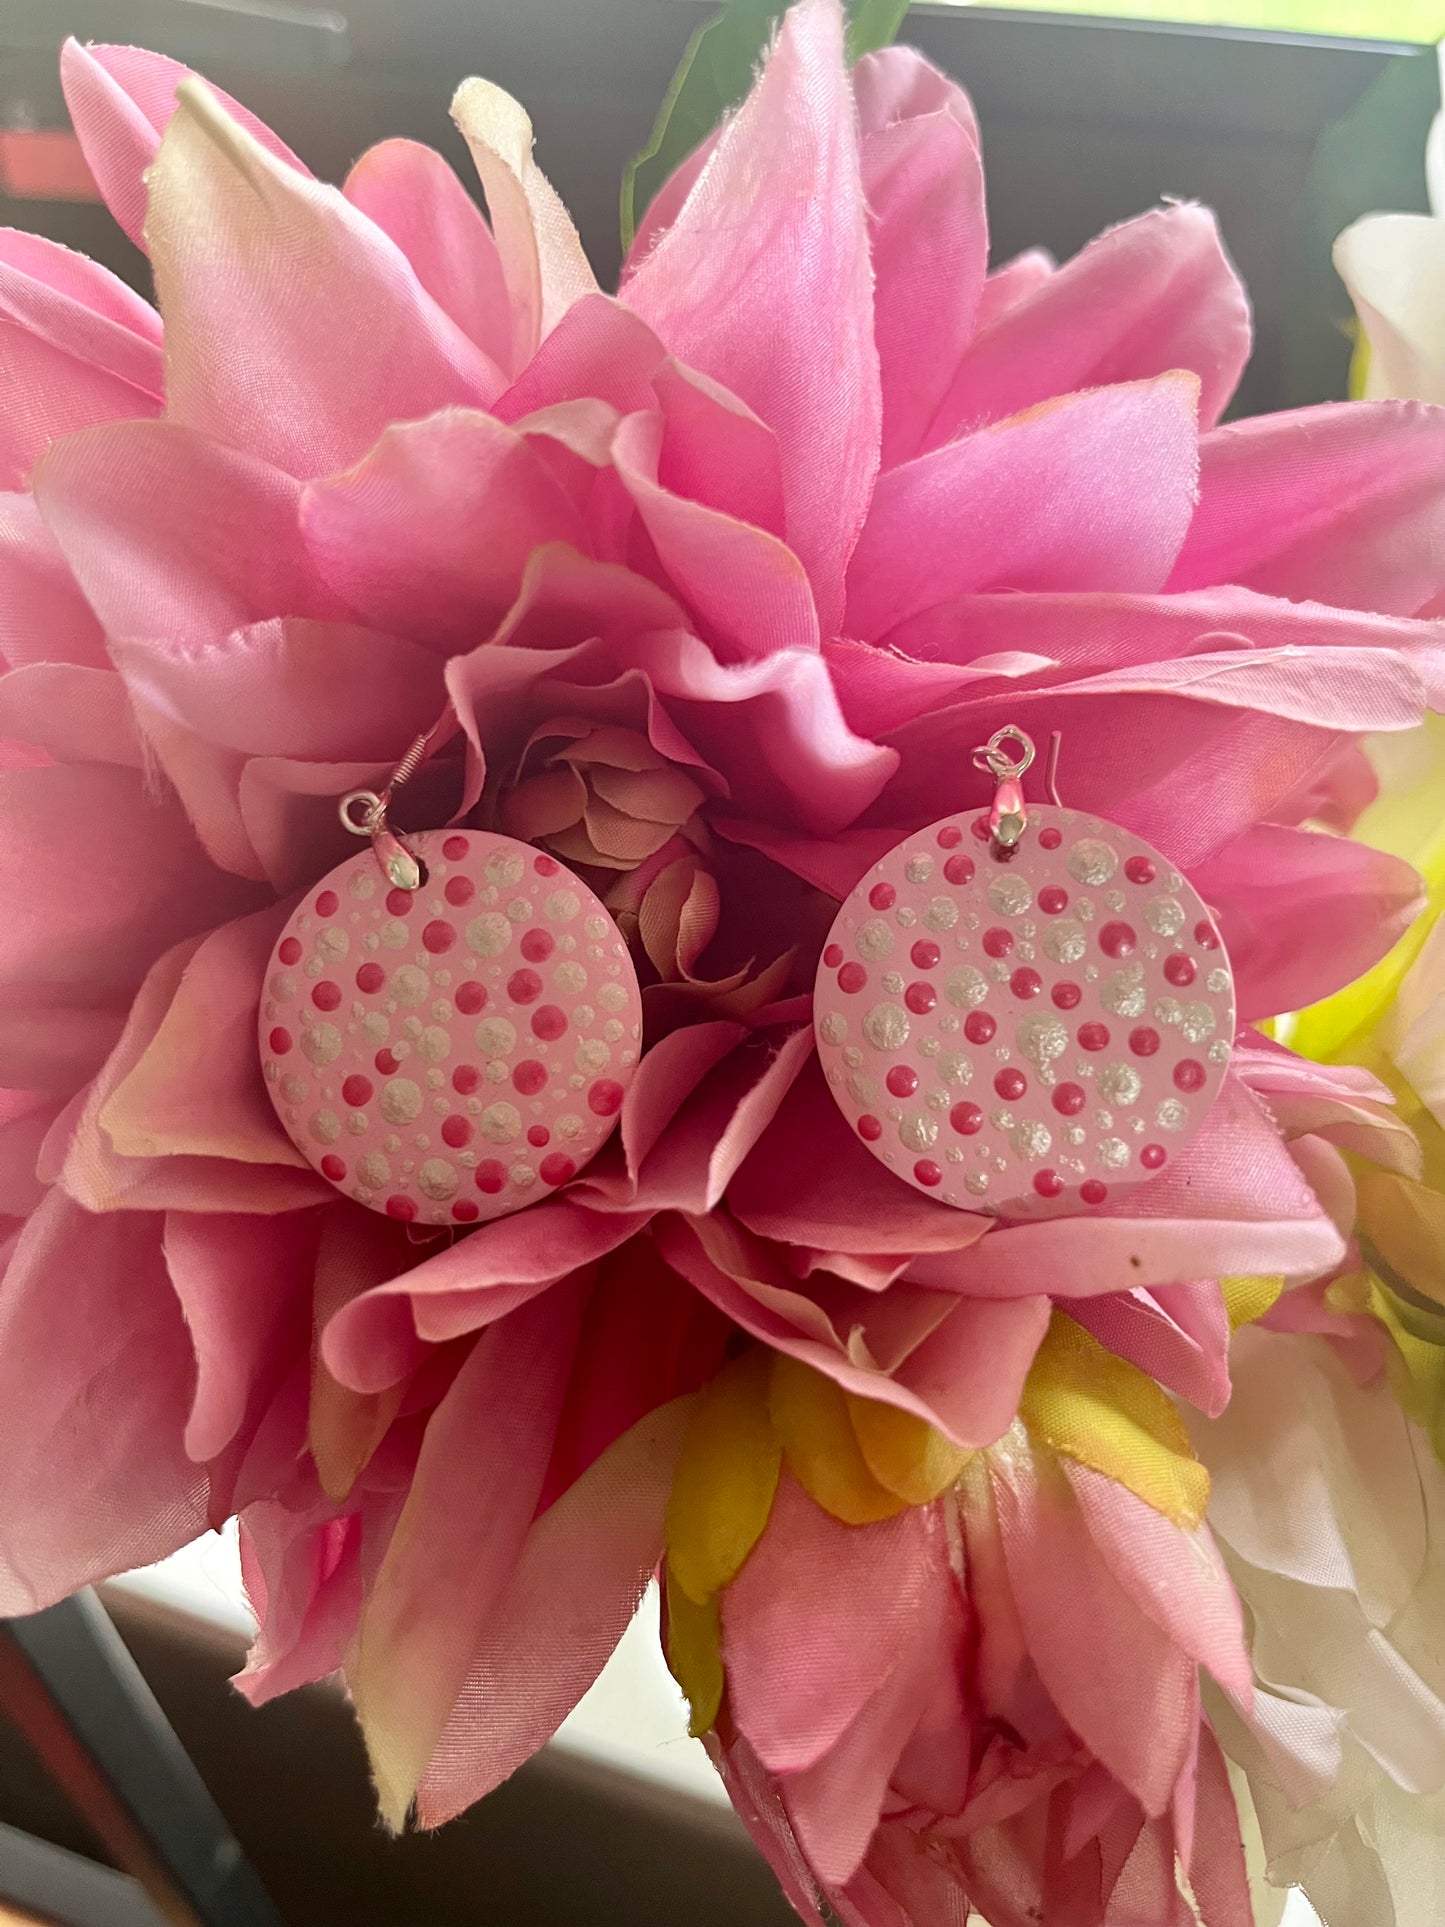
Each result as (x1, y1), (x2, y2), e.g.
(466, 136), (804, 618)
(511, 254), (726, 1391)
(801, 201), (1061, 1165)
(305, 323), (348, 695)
(813, 806), (1235, 1219)
(259, 831), (642, 1224)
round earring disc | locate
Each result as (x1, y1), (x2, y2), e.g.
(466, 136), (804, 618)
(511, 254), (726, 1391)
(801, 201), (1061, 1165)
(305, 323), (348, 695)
(259, 830), (642, 1223)
(814, 806), (1235, 1219)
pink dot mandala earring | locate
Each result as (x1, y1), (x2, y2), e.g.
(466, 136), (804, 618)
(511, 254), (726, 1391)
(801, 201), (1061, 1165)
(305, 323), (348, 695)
(258, 729), (643, 1225)
(814, 725), (1235, 1218)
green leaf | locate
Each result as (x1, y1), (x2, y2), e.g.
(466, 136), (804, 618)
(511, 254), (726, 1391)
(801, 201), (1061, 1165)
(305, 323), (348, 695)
(845, 0), (911, 60)
(621, 0), (912, 253)
(620, 0), (778, 256)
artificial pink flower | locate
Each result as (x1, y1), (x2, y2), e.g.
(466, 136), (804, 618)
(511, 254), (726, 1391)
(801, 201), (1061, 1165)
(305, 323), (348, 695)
(712, 1457), (1254, 1927)
(2, 1), (1445, 1913)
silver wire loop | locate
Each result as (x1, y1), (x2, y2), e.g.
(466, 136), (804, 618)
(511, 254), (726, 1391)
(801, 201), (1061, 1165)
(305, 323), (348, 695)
(971, 727), (1036, 785)
(339, 789), (385, 836)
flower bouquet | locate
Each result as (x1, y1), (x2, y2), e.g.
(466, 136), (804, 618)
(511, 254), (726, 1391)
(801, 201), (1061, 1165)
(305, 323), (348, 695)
(3, 3), (1445, 1921)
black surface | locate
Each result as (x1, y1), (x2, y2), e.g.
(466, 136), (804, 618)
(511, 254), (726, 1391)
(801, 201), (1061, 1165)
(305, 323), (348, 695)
(7, 1593), (284, 1927)
(0, 1590), (801, 1927)
(0, 1821), (167, 1927)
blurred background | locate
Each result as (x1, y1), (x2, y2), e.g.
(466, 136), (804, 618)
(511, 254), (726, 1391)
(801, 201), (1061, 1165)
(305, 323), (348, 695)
(2, 0), (1443, 415)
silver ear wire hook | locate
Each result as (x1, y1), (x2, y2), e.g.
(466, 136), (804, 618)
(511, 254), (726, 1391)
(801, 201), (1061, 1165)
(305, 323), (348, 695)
(971, 726), (1064, 859)
(339, 718), (447, 890)
(972, 727), (1034, 858)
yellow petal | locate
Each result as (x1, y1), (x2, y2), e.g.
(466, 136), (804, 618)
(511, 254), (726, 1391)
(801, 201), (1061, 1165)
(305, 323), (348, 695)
(663, 1569), (724, 1738)
(1222, 1274), (1285, 1332)
(1339, 1266), (1445, 1465)
(450, 75), (597, 360)
(1291, 717), (1445, 1066)
(309, 1211), (411, 1501)
(845, 1393), (973, 1505)
(665, 1349), (780, 1604)
(769, 1355), (908, 1525)
(311, 1369), (404, 1505)
(1356, 1168), (1445, 1308)
(1019, 1311), (1209, 1529)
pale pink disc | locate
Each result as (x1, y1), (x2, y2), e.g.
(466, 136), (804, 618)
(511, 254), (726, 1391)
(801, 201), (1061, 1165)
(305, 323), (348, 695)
(259, 831), (642, 1224)
(814, 806), (1235, 1220)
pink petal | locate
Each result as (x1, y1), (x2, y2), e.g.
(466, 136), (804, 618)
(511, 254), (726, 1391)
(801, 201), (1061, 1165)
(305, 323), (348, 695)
(1192, 824), (1424, 1019)
(624, 0), (879, 636)
(619, 1019), (747, 1177)
(236, 1503), (364, 1706)
(1295, 739), (1379, 834)
(0, 761), (259, 999)
(0, 231), (161, 488)
(344, 139), (512, 370)
(991, 1449), (1196, 1815)
(0, 1190), (206, 1612)
(824, 636), (1056, 745)
(611, 410), (819, 662)
(164, 1208), (316, 1462)
(0, 491), (107, 669)
(34, 420), (345, 645)
(584, 1024), (814, 1215)
(146, 81), (504, 479)
(860, 586), (1444, 727)
(351, 1280), (586, 1823)
(852, 49), (986, 469)
(783, 1623), (940, 1886)
(0, 228), (159, 375)
(847, 376), (1201, 641)
(977, 247), (1055, 330)
(642, 635), (896, 834)
(0, 227), (160, 338)
(0, 988), (126, 1097)
(145, 720), (261, 882)
(1188, 1726), (1255, 1927)
(0, 1091), (59, 1216)
(1106, 1806), (1195, 1926)
(652, 360), (786, 534)
(60, 930), (326, 1216)
(0, 229), (161, 493)
(116, 618), (444, 763)
(1069, 1283), (1231, 1416)
(895, 1293), (1051, 1448)
(723, 1470), (938, 1772)
(300, 410), (585, 652)
(927, 203), (1250, 445)
(0, 663), (141, 765)
(321, 1199), (646, 1393)
(1233, 1034), (1421, 1176)
(915, 1073), (1344, 1300)
(1170, 400), (1445, 621)
(60, 38), (308, 251)
(415, 1397), (691, 1825)
(713, 818), (900, 902)
(1024, 642), (1422, 735)
(730, 1060), (994, 1255)
(495, 293), (669, 422)
(444, 620), (896, 838)
(98, 903), (309, 1169)
(1064, 1462), (1250, 1698)
(656, 1215), (1007, 1449)
(709, 1733), (834, 1924)
(536, 1241), (730, 1510)
(449, 77), (598, 374)
(870, 642), (1428, 869)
